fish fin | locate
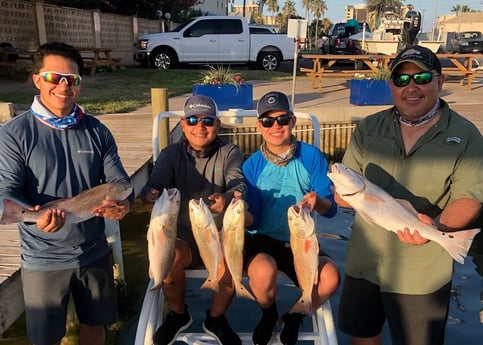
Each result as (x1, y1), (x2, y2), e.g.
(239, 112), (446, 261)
(148, 266), (153, 279)
(200, 278), (219, 292)
(235, 282), (256, 300)
(150, 281), (163, 291)
(0, 199), (26, 224)
(438, 228), (480, 264)
(304, 239), (312, 253)
(395, 199), (419, 217)
(357, 210), (377, 226)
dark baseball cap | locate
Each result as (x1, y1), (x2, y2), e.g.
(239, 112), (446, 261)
(390, 45), (442, 76)
(183, 95), (219, 119)
(257, 91), (293, 118)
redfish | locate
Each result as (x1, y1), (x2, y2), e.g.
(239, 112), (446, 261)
(188, 198), (223, 292)
(0, 182), (133, 224)
(147, 188), (180, 290)
(221, 198), (255, 300)
(288, 204), (319, 315)
(327, 163), (480, 264)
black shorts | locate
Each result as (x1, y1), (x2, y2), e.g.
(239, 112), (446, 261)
(338, 275), (451, 345)
(177, 227), (204, 268)
(21, 254), (118, 345)
(243, 233), (330, 286)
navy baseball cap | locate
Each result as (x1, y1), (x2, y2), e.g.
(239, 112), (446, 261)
(184, 95), (219, 119)
(390, 45), (442, 76)
(257, 91), (293, 118)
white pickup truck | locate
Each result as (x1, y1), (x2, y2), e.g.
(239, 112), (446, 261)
(133, 16), (295, 71)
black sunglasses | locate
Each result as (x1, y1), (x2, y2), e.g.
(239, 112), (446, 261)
(392, 71), (436, 87)
(185, 116), (216, 127)
(259, 113), (293, 128)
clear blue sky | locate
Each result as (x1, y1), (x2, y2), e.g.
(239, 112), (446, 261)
(234, 1), (482, 32)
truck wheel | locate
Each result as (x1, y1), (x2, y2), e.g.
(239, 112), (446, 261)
(150, 49), (176, 70)
(258, 52), (280, 71)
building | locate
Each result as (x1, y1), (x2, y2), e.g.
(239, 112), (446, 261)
(191, 0), (230, 16)
(230, 0), (259, 21)
(436, 12), (483, 35)
(345, 4), (369, 23)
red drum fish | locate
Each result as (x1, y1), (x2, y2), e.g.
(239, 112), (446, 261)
(147, 188), (180, 290)
(221, 198), (255, 300)
(288, 204), (319, 315)
(327, 163), (480, 264)
(0, 182), (133, 224)
(188, 198), (223, 292)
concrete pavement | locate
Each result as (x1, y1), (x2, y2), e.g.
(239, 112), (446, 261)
(133, 74), (483, 131)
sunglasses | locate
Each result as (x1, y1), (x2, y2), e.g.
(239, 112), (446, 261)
(259, 113), (293, 128)
(185, 116), (216, 127)
(392, 71), (436, 87)
(38, 71), (82, 86)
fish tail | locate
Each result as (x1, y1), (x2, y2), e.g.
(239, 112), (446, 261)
(235, 282), (255, 300)
(289, 294), (312, 315)
(150, 281), (163, 291)
(200, 278), (219, 292)
(0, 199), (26, 224)
(439, 228), (480, 264)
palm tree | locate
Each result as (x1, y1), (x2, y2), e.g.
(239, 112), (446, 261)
(311, 0), (327, 48)
(258, 0), (268, 16)
(451, 4), (473, 14)
(266, 0), (279, 26)
(301, 0), (312, 48)
(366, 0), (404, 27)
(280, 0), (297, 32)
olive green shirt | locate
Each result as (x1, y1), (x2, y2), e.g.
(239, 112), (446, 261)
(343, 100), (483, 294)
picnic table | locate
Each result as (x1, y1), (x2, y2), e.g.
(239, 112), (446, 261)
(0, 47), (34, 77)
(301, 53), (481, 93)
(76, 47), (121, 75)
(300, 54), (394, 92)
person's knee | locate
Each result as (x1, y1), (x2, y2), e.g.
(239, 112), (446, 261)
(247, 255), (277, 290)
(318, 258), (340, 294)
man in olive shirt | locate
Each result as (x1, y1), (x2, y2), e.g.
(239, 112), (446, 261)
(336, 46), (482, 345)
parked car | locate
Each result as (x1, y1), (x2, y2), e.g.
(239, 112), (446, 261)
(133, 16), (294, 71)
(323, 22), (370, 54)
(450, 31), (483, 53)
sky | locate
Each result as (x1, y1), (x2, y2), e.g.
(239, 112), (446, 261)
(233, 1), (482, 32)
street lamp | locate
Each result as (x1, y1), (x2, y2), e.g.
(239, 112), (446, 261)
(165, 12), (171, 31)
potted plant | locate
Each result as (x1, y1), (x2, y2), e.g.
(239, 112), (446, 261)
(192, 65), (254, 110)
(349, 68), (393, 106)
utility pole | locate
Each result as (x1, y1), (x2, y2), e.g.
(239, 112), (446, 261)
(431, 0), (439, 40)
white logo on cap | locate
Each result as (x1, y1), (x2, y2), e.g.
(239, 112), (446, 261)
(401, 48), (421, 58)
(189, 102), (212, 110)
(266, 95), (277, 105)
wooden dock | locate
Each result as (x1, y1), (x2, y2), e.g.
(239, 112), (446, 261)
(0, 112), (154, 335)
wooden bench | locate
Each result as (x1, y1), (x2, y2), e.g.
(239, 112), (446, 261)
(300, 66), (323, 91)
(83, 58), (121, 75)
(0, 60), (17, 76)
(442, 67), (476, 89)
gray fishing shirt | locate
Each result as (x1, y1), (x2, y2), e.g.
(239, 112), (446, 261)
(0, 107), (132, 271)
(141, 139), (246, 230)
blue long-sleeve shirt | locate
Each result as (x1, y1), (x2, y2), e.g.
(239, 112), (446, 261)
(243, 141), (336, 242)
(0, 105), (132, 270)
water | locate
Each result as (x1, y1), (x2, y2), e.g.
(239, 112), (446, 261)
(1, 202), (482, 344)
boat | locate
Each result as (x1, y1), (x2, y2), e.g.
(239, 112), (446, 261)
(134, 272), (339, 345)
(353, 9), (443, 54)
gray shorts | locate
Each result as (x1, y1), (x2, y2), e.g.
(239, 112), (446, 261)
(338, 274), (451, 345)
(21, 254), (118, 345)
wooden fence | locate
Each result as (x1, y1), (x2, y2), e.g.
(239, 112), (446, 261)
(219, 122), (357, 162)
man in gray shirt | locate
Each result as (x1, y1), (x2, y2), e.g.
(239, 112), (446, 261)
(141, 95), (246, 345)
